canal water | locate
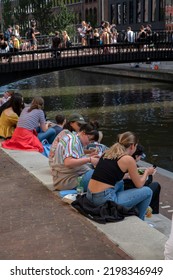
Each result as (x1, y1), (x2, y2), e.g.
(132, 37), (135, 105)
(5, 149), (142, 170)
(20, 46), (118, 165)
(1, 68), (173, 172)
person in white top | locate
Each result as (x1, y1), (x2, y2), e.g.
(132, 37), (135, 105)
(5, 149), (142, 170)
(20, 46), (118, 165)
(126, 26), (135, 43)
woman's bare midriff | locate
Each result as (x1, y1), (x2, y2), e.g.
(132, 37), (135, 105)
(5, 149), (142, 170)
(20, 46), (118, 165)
(88, 179), (114, 193)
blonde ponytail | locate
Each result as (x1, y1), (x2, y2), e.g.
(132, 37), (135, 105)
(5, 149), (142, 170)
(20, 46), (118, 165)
(103, 131), (138, 160)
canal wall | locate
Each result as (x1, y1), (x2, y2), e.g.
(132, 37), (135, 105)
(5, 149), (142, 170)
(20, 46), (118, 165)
(80, 61), (173, 83)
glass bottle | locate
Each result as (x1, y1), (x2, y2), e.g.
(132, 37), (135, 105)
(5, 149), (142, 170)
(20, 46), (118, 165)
(76, 176), (84, 194)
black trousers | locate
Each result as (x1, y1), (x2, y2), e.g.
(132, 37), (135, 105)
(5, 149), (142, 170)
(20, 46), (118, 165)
(124, 178), (161, 214)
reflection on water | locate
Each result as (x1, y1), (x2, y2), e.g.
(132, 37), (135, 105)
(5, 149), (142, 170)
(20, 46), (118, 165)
(1, 69), (173, 172)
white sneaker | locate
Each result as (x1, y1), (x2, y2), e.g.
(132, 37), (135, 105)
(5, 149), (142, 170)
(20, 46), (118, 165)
(62, 194), (77, 204)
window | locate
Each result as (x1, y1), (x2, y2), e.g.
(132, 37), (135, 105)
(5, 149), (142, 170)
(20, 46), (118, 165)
(117, 4), (121, 25)
(144, 0), (149, 22)
(111, 4), (116, 24)
(151, 0), (156, 22)
(129, 1), (133, 24)
(136, 0), (141, 23)
(123, 2), (127, 24)
(159, 0), (164, 21)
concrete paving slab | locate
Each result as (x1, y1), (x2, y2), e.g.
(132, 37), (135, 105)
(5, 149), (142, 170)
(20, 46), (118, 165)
(145, 214), (171, 237)
(2, 149), (54, 191)
(91, 216), (168, 260)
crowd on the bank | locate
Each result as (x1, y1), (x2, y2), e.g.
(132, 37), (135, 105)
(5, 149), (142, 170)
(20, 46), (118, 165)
(1, 90), (172, 259)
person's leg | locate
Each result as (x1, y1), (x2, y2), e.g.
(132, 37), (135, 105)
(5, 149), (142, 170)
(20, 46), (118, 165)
(148, 182), (161, 214)
(115, 187), (153, 220)
(114, 180), (124, 192)
(38, 127), (56, 144)
(87, 180), (152, 220)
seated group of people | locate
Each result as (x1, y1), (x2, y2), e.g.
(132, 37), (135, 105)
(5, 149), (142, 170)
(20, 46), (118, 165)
(0, 92), (161, 221)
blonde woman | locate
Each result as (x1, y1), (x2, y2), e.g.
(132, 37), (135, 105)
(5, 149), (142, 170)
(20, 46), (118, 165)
(79, 21), (87, 46)
(62, 30), (71, 48)
(86, 131), (155, 220)
(13, 25), (20, 40)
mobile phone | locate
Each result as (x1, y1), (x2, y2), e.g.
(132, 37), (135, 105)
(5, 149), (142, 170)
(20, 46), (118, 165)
(153, 164), (157, 168)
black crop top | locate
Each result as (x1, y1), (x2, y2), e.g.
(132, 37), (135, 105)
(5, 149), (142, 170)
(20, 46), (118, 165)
(91, 157), (125, 186)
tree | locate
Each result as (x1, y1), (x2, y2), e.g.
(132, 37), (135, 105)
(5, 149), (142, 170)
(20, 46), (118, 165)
(14, 0), (53, 35)
(29, 0), (53, 34)
(2, 0), (13, 30)
(13, 0), (31, 34)
(52, 2), (75, 36)
(1, 1), (75, 36)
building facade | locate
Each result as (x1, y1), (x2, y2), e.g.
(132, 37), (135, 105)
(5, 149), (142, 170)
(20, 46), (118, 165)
(108, 0), (173, 31)
(0, 0), (172, 32)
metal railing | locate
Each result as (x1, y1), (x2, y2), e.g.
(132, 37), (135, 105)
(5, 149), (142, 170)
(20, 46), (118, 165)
(0, 31), (173, 78)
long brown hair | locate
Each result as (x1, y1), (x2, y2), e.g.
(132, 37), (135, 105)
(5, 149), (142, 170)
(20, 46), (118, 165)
(0, 92), (24, 116)
(28, 96), (44, 112)
(103, 131), (138, 160)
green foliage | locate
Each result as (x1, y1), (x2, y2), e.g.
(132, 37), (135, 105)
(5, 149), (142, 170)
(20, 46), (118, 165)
(1, 0), (75, 36)
(52, 2), (75, 36)
(2, 0), (13, 30)
(29, 0), (53, 34)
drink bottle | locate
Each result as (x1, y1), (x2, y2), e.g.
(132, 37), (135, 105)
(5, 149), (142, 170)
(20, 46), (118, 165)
(77, 176), (84, 194)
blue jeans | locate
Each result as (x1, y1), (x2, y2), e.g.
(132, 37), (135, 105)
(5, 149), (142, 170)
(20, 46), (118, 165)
(86, 179), (153, 220)
(37, 127), (56, 144)
(80, 169), (94, 192)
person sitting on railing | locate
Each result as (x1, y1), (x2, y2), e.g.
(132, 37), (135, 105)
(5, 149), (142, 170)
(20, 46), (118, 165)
(51, 31), (61, 58)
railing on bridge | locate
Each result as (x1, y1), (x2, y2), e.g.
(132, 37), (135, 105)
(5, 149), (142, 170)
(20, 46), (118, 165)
(0, 31), (173, 77)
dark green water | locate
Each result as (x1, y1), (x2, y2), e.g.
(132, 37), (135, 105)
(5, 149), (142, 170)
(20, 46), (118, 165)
(1, 68), (173, 172)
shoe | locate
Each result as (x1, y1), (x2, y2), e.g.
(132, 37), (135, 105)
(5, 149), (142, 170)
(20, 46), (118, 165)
(62, 194), (77, 204)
